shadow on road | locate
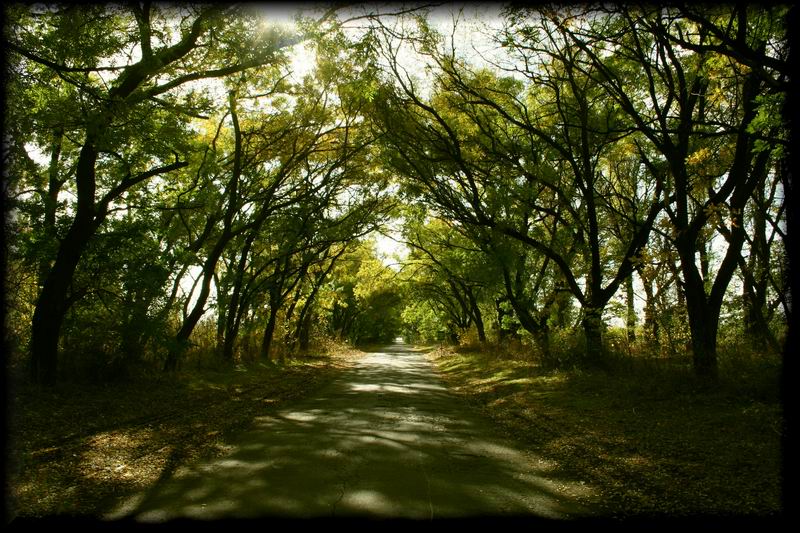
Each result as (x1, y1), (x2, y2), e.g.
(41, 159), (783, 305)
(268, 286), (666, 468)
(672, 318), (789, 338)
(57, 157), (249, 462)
(108, 342), (595, 521)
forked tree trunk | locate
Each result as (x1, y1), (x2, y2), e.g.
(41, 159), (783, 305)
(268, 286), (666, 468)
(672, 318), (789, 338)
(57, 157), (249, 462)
(164, 238), (228, 372)
(465, 287), (486, 342)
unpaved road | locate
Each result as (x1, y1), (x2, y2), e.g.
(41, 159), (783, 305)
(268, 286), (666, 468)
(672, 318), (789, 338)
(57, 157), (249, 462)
(110, 343), (595, 521)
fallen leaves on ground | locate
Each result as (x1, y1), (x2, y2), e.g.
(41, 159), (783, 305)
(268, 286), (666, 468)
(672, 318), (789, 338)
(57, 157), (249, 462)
(426, 346), (783, 519)
(6, 348), (366, 519)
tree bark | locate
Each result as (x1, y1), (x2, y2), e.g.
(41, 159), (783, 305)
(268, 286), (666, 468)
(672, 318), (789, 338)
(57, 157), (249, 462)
(222, 231), (258, 362)
(30, 220), (92, 384)
(637, 266), (659, 347)
(501, 267), (551, 358)
(581, 307), (605, 366)
(464, 285), (486, 342)
(625, 273), (637, 343)
(298, 309), (313, 352)
(164, 236), (229, 372)
(683, 283), (720, 382)
(740, 184), (781, 353)
(260, 298), (280, 362)
(30, 138), (100, 385)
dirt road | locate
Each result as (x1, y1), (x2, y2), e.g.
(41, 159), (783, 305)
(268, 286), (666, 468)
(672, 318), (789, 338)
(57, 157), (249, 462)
(109, 342), (595, 521)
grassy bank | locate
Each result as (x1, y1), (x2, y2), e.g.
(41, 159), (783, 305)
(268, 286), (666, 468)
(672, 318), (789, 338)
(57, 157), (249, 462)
(426, 344), (784, 519)
(5, 346), (366, 520)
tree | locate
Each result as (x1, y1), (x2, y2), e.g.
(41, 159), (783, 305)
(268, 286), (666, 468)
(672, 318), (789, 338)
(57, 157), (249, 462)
(401, 212), (493, 343)
(561, 5), (786, 379)
(7, 4), (301, 384)
(322, 239), (404, 345)
(368, 12), (664, 365)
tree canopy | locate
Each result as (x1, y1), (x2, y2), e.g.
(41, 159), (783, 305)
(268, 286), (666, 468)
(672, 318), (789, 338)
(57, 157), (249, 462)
(4, 3), (790, 385)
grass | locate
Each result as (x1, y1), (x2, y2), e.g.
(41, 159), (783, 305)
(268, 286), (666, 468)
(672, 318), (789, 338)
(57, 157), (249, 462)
(5, 346), (366, 520)
(426, 344), (785, 519)
(5, 339), (784, 521)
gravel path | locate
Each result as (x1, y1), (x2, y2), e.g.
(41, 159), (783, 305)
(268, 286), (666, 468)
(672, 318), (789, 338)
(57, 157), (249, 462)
(109, 342), (594, 521)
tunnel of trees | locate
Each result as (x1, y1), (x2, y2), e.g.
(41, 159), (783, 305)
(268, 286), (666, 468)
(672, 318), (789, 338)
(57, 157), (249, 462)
(4, 3), (790, 386)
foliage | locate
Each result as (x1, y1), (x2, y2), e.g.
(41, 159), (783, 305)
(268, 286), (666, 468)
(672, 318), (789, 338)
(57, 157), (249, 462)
(363, 4), (787, 379)
(4, 4), (787, 383)
(3, 4), (789, 521)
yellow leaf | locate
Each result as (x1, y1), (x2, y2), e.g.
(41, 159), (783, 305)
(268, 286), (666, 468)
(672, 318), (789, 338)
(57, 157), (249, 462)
(686, 147), (712, 167)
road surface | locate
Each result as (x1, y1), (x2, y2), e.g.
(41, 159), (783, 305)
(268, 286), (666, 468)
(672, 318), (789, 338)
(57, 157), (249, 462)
(110, 342), (594, 521)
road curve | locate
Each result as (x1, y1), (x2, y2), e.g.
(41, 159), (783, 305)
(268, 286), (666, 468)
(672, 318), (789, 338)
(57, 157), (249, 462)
(109, 342), (595, 521)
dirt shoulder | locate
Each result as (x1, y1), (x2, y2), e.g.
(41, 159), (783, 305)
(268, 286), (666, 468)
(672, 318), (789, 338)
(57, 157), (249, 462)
(5, 348), (366, 520)
(425, 346), (784, 519)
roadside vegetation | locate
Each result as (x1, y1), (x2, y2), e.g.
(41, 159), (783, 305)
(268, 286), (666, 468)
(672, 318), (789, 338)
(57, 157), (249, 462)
(4, 3), (789, 523)
(6, 343), (366, 519)
(427, 337), (784, 518)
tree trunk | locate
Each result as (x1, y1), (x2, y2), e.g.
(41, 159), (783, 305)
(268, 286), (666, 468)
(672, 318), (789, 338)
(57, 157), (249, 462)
(638, 269), (659, 347)
(698, 237), (711, 291)
(298, 309), (313, 352)
(293, 296), (313, 353)
(625, 273), (636, 343)
(290, 249), (343, 352)
(741, 274), (781, 354)
(30, 230), (87, 385)
(164, 238), (228, 372)
(222, 236), (257, 362)
(214, 270), (228, 359)
(260, 285), (282, 362)
(260, 306), (279, 362)
(37, 126), (64, 287)
(448, 325), (459, 344)
(740, 183), (781, 354)
(553, 291), (571, 330)
(226, 295), (254, 362)
(581, 307), (605, 366)
(30, 139), (100, 385)
(494, 298), (510, 341)
(678, 237), (720, 381)
(465, 286), (486, 342)
(501, 269), (550, 358)
(685, 294), (719, 382)
(284, 297), (301, 352)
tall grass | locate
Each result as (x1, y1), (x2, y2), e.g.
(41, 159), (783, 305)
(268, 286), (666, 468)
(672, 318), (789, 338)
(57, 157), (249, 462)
(443, 322), (783, 402)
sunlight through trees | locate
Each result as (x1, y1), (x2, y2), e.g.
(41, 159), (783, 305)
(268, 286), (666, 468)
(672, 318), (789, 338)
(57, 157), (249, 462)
(5, 3), (789, 384)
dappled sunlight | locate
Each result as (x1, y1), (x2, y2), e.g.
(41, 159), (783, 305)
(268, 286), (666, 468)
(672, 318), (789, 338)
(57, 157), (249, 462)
(111, 342), (595, 520)
(79, 428), (167, 484)
(280, 411), (319, 422)
(431, 346), (785, 515)
(340, 490), (396, 514)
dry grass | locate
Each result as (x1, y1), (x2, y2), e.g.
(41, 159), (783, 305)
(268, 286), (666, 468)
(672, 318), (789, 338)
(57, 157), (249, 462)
(5, 346), (367, 520)
(426, 345), (785, 519)
(5, 339), (784, 522)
